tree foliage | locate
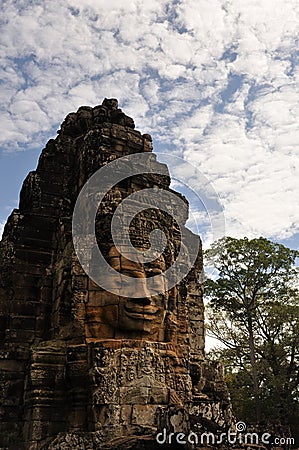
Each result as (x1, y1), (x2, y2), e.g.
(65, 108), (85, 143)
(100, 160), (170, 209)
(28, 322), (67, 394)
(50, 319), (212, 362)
(205, 237), (299, 437)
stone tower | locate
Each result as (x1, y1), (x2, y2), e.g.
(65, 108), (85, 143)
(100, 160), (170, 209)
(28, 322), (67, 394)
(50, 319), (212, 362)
(0, 99), (233, 449)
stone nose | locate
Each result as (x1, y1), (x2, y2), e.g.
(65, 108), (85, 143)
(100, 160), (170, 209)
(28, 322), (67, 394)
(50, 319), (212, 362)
(133, 279), (152, 303)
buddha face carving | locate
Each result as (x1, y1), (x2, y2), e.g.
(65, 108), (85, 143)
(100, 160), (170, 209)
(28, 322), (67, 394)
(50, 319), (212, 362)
(85, 245), (174, 340)
(108, 246), (168, 333)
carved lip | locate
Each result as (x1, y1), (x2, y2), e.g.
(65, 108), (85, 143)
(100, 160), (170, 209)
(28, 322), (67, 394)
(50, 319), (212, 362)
(124, 304), (158, 320)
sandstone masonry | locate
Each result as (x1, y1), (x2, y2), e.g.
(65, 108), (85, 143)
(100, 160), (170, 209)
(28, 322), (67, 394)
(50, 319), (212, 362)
(0, 99), (233, 449)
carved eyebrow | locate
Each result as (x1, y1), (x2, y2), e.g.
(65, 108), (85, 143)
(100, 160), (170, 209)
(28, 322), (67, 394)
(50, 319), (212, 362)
(120, 269), (145, 278)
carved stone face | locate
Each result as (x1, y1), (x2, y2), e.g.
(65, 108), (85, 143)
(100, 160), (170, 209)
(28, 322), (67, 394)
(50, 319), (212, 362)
(85, 246), (172, 340)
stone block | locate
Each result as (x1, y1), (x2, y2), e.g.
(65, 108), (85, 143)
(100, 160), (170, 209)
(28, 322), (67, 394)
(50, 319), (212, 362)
(132, 404), (157, 427)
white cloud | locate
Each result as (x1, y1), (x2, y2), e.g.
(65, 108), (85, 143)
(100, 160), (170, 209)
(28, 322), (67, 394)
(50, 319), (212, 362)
(0, 0), (298, 243)
(0, 222), (5, 240)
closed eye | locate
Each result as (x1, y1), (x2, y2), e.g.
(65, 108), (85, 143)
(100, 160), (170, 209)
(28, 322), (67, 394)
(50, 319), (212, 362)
(146, 269), (163, 277)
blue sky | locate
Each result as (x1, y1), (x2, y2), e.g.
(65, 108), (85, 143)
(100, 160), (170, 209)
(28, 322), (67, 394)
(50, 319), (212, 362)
(0, 0), (298, 252)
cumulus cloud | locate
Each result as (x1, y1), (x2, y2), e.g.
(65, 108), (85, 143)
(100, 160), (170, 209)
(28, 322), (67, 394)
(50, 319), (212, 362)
(0, 0), (298, 244)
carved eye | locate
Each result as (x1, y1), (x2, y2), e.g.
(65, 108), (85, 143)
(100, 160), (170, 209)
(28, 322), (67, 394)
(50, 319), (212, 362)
(146, 268), (163, 277)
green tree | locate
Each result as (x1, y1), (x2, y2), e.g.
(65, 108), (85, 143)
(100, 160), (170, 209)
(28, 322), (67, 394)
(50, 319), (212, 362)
(204, 236), (299, 433)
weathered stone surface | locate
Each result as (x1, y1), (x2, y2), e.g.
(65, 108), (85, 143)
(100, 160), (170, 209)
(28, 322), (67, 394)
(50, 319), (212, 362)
(0, 98), (233, 449)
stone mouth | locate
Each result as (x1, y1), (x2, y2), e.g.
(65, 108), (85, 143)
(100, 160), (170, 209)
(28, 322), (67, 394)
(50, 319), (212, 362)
(124, 304), (158, 320)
